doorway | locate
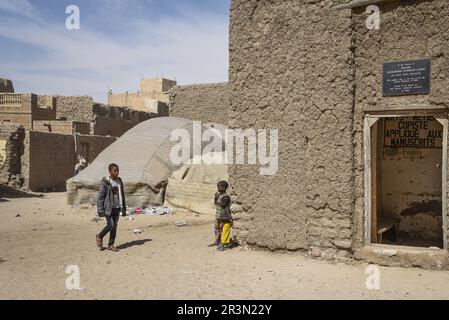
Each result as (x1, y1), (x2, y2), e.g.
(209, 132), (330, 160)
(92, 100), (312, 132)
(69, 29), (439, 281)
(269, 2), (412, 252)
(365, 113), (448, 249)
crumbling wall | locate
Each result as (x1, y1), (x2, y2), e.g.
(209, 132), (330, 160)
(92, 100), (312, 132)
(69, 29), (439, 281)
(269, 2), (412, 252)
(33, 120), (90, 135)
(28, 131), (75, 191)
(54, 97), (152, 135)
(0, 78), (14, 93)
(76, 134), (116, 164)
(0, 123), (26, 189)
(229, 0), (355, 258)
(0, 93), (36, 129)
(91, 117), (133, 137)
(108, 78), (176, 110)
(351, 0), (449, 249)
(108, 92), (140, 108)
(37, 95), (56, 109)
(28, 131), (117, 191)
(92, 103), (151, 125)
(169, 83), (229, 125)
(54, 96), (95, 122)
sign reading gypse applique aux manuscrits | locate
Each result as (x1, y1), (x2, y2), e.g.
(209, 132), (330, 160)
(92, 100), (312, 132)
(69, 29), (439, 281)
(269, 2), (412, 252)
(384, 116), (442, 149)
(383, 59), (431, 96)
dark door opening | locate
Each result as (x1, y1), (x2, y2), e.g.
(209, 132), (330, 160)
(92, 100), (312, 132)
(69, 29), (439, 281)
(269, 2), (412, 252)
(370, 116), (444, 248)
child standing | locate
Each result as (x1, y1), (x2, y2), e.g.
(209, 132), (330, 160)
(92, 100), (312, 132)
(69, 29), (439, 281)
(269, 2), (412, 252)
(211, 181), (233, 251)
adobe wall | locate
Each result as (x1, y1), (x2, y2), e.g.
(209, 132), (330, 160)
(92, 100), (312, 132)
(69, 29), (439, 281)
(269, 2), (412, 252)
(351, 0), (449, 250)
(28, 131), (75, 191)
(169, 83), (229, 125)
(108, 79), (176, 110)
(229, 0), (355, 258)
(33, 120), (90, 135)
(76, 134), (116, 164)
(0, 94), (32, 129)
(108, 92), (140, 108)
(229, 0), (449, 267)
(141, 78), (177, 94)
(28, 131), (116, 191)
(54, 97), (152, 135)
(37, 95), (56, 109)
(0, 79), (14, 93)
(55, 96), (95, 122)
(0, 123), (26, 189)
(93, 103), (152, 125)
(92, 116), (133, 137)
(32, 105), (56, 122)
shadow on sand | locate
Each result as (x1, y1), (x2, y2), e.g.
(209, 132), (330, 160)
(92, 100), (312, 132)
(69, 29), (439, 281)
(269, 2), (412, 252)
(117, 239), (153, 250)
(0, 185), (44, 201)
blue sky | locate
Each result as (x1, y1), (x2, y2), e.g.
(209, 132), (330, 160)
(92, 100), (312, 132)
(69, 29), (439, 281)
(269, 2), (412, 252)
(0, 0), (230, 102)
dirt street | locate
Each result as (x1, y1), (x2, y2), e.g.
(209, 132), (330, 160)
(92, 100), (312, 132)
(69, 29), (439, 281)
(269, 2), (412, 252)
(0, 192), (449, 300)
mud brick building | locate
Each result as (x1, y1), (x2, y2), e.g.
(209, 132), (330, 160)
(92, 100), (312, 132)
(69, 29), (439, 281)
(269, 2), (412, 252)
(108, 77), (175, 115)
(0, 94), (56, 129)
(169, 82), (229, 125)
(229, 0), (449, 269)
(0, 81), (159, 192)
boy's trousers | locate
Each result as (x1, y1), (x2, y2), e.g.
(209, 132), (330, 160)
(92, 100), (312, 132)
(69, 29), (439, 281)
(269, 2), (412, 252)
(221, 222), (232, 245)
(99, 208), (120, 246)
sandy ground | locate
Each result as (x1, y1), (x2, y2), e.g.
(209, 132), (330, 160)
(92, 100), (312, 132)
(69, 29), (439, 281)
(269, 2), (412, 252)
(1, 192), (449, 300)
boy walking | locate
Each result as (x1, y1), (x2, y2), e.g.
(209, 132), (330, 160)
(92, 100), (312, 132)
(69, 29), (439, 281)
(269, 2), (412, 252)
(210, 181), (233, 251)
(96, 163), (126, 252)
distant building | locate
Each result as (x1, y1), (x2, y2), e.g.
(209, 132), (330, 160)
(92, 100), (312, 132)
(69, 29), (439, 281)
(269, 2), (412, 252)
(0, 79), (163, 192)
(108, 77), (176, 115)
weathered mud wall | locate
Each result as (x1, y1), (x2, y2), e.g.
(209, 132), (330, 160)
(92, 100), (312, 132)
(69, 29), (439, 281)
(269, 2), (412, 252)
(55, 96), (95, 122)
(28, 131), (74, 191)
(33, 120), (91, 135)
(169, 83), (229, 125)
(28, 131), (116, 192)
(351, 0), (449, 249)
(229, 0), (355, 258)
(0, 123), (26, 189)
(54, 97), (153, 136)
(91, 117), (133, 137)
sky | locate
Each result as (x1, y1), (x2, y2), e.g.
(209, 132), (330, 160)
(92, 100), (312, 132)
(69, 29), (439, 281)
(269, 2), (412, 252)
(0, 0), (230, 102)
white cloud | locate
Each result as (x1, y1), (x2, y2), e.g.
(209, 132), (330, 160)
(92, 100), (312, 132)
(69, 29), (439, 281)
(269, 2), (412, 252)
(0, 0), (39, 20)
(0, 3), (229, 102)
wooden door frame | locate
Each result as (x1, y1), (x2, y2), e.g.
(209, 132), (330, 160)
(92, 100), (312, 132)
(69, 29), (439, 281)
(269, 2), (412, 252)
(364, 112), (448, 249)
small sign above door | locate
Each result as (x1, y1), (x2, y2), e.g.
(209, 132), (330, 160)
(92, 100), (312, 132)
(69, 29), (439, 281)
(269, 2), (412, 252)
(383, 59), (431, 96)
(384, 116), (442, 149)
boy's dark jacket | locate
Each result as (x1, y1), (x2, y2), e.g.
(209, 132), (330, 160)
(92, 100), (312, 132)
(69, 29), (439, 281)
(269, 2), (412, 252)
(97, 177), (126, 217)
(217, 194), (232, 221)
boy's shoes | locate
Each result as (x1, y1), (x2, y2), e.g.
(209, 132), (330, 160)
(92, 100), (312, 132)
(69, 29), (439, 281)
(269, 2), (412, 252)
(96, 234), (103, 248)
(107, 246), (119, 252)
(217, 244), (231, 251)
(208, 241), (219, 247)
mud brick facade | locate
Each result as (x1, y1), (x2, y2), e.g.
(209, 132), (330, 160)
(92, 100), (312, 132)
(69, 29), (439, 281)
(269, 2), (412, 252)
(229, 0), (449, 269)
(0, 93), (56, 129)
(0, 83), (153, 191)
(108, 78), (176, 113)
(33, 120), (91, 135)
(169, 82), (229, 125)
(0, 123), (26, 189)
